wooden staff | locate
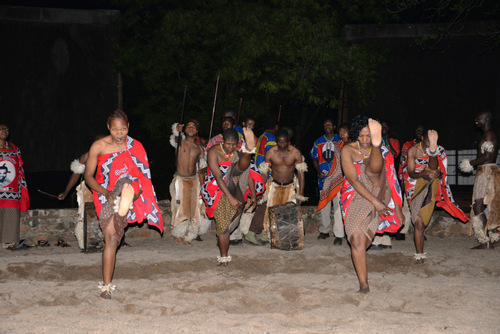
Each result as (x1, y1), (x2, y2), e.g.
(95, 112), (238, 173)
(236, 97), (243, 124)
(175, 85), (187, 167)
(277, 105), (282, 124)
(208, 76), (220, 139)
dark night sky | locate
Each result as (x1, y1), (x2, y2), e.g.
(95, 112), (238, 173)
(1, 3), (499, 208)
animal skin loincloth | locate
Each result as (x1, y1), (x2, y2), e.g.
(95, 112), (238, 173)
(170, 173), (201, 242)
(472, 164), (500, 230)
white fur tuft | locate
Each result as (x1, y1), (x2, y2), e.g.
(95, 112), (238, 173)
(459, 159), (473, 173)
(70, 159), (85, 174)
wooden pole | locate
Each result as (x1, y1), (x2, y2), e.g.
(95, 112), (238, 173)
(175, 85), (188, 167)
(208, 76), (220, 139)
(236, 97), (243, 124)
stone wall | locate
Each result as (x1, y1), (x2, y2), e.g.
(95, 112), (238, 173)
(20, 199), (471, 245)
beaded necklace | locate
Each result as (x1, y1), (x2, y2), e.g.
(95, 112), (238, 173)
(220, 143), (235, 159)
(420, 142), (428, 157)
(357, 141), (371, 159)
(0, 141), (9, 150)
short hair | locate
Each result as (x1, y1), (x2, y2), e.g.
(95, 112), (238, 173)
(481, 111), (493, 120)
(323, 118), (335, 126)
(265, 117), (278, 130)
(0, 165), (7, 172)
(222, 116), (235, 126)
(242, 116), (255, 124)
(222, 128), (239, 142)
(276, 128), (290, 139)
(107, 109), (128, 126)
(223, 109), (237, 121)
(185, 118), (199, 130)
(349, 115), (379, 142)
(338, 123), (349, 130)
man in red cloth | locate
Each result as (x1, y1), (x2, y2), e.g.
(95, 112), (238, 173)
(0, 124), (29, 248)
(85, 110), (163, 299)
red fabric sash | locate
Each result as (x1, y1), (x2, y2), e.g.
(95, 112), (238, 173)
(0, 143), (29, 211)
(92, 137), (163, 233)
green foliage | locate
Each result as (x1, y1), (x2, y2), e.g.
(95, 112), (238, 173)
(111, 0), (387, 140)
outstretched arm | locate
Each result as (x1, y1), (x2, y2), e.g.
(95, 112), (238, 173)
(58, 152), (89, 200)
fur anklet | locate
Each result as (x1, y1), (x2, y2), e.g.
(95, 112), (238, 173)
(217, 256), (232, 264)
(98, 282), (116, 294)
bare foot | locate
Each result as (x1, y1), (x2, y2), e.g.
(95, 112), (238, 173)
(242, 127), (256, 150)
(99, 291), (112, 299)
(118, 183), (134, 217)
(358, 285), (370, 294)
(428, 130), (438, 153)
(368, 118), (382, 147)
(173, 237), (184, 245)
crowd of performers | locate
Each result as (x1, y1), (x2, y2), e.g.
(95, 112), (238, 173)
(0, 109), (498, 298)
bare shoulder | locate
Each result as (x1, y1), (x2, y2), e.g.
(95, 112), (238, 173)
(89, 137), (108, 155)
(341, 141), (356, 156)
(408, 142), (419, 154)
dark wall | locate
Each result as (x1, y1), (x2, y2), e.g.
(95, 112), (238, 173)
(0, 15), (118, 172)
(359, 37), (500, 148)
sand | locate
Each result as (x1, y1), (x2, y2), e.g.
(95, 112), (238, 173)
(1, 231), (499, 334)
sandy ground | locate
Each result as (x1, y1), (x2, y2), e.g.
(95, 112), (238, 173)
(1, 230), (499, 334)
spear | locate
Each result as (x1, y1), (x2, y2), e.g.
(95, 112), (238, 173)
(236, 97), (243, 125)
(208, 76), (220, 139)
(175, 85), (187, 167)
(277, 105), (282, 124)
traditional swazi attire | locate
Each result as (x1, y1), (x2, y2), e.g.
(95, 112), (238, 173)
(470, 163), (500, 245)
(398, 140), (416, 183)
(93, 137), (163, 243)
(310, 135), (344, 238)
(0, 143), (29, 244)
(258, 161), (308, 250)
(403, 146), (468, 229)
(340, 146), (402, 242)
(201, 156), (264, 236)
(205, 133), (245, 155)
(68, 159), (101, 249)
(254, 132), (276, 169)
(169, 173), (210, 242)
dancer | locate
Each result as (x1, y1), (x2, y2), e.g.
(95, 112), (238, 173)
(85, 110), (163, 299)
(405, 130), (468, 263)
(259, 128), (307, 248)
(459, 111), (499, 249)
(201, 128), (261, 266)
(169, 119), (210, 246)
(340, 116), (403, 293)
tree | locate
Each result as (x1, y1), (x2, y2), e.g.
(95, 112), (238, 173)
(110, 0), (388, 143)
